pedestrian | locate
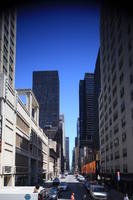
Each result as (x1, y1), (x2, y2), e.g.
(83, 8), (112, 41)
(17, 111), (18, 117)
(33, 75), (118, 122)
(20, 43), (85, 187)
(33, 184), (40, 193)
(71, 192), (75, 200)
(124, 193), (129, 200)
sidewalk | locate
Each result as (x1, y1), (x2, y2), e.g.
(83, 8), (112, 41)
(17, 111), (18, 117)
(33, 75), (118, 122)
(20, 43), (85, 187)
(108, 189), (124, 200)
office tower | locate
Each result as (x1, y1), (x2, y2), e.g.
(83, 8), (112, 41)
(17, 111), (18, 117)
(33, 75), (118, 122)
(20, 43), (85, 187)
(0, 8), (16, 88)
(79, 73), (95, 149)
(99, 4), (133, 192)
(59, 114), (66, 173)
(33, 71), (59, 132)
(65, 137), (69, 171)
(79, 51), (101, 168)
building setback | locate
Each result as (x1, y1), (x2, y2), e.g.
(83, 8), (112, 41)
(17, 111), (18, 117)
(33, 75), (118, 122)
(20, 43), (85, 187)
(0, 8), (16, 88)
(99, 4), (133, 193)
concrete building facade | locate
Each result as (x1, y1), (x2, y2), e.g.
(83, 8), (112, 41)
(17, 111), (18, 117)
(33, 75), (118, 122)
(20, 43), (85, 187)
(0, 8), (16, 88)
(99, 5), (133, 193)
(0, 73), (49, 186)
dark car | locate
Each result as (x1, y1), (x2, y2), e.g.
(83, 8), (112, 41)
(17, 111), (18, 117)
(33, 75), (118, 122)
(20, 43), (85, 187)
(58, 182), (68, 191)
(48, 187), (58, 200)
(53, 177), (60, 186)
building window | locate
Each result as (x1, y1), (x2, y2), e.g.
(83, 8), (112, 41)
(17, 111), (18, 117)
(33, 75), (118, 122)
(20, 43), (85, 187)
(128, 24), (131, 35)
(128, 38), (132, 51)
(114, 138), (119, 147)
(121, 101), (125, 113)
(123, 164), (128, 173)
(109, 118), (112, 126)
(114, 124), (119, 135)
(118, 43), (123, 57)
(130, 73), (133, 84)
(115, 151), (120, 159)
(120, 87), (124, 98)
(119, 72), (124, 84)
(123, 148), (127, 157)
(105, 134), (109, 142)
(121, 116), (126, 127)
(113, 98), (117, 109)
(122, 132), (127, 142)
(110, 142), (113, 149)
(110, 153), (113, 160)
(129, 56), (132, 67)
(131, 90), (133, 101)
(106, 144), (109, 152)
(131, 108), (133, 119)
(112, 86), (117, 97)
(119, 57), (123, 70)
(113, 110), (118, 121)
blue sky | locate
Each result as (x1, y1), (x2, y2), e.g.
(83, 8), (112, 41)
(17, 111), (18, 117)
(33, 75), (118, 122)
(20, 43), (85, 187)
(15, 3), (100, 166)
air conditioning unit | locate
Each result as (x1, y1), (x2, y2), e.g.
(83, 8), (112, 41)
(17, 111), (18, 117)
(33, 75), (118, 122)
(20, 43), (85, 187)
(2, 166), (12, 174)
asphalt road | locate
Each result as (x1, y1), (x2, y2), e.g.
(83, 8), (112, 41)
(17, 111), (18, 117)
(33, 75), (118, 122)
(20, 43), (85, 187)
(44, 174), (124, 200)
(58, 175), (92, 200)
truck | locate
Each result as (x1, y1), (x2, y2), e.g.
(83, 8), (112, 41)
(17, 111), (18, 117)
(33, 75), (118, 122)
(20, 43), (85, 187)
(0, 186), (49, 200)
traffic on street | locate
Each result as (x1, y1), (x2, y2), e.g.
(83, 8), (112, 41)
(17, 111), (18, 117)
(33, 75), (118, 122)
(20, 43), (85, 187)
(42, 173), (123, 200)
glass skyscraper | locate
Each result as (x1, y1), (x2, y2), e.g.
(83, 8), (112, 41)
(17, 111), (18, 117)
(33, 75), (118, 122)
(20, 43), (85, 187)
(33, 71), (59, 131)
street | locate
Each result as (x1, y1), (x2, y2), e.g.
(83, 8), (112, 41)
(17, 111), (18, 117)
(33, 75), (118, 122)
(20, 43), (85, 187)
(58, 175), (91, 200)
(45, 174), (124, 200)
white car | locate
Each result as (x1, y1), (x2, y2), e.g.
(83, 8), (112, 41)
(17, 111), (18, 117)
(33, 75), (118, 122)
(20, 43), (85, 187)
(90, 184), (108, 200)
(78, 175), (85, 182)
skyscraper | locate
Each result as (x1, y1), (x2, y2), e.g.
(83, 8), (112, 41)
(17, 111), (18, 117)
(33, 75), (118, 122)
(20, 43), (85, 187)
(79, 51), (101, 167)
(99, 4), (133, 192)
(0, 8), (16, 88)
(79, 73), (95, 149)
(33, 71), (59, 132)
(65, 137), (69, 171)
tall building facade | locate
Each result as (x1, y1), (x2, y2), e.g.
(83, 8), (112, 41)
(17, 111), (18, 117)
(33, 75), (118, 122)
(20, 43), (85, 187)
(65, 137), (69, 171)
(33, 71), (60, 175)
(79, 51), (101, 169)
(59, 114), (66, 173)
(0, 8), (16, 88)
(33, 71), (59, 132)
(99, 5), (133, 193)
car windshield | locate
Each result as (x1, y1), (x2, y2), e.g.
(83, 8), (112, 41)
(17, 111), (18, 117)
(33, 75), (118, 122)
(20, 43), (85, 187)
(93, 187), (106, 193)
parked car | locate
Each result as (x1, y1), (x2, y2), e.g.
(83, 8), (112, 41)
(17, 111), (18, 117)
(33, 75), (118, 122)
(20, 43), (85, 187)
(58, 182), (68, 191)
(61, 174), (65, 179)
(78, 175), (85, 182)
(53, 177), (60, 186)
(48, 188), (58, 200)
(90, 184), (108, 200)
(64, 172), (68, 176)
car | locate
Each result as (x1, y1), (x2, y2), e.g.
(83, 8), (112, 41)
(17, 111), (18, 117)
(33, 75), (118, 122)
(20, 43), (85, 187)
(61, 174), (65, 179)
(90, 184), (108, 200)
(85, 181), (91, 192)
(53, 177), (60, 186)
(77, 175), (85, 182)
(64, 172), (68, 176)
(48, 188), (58, 200)
(58, 182), (68, 191)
